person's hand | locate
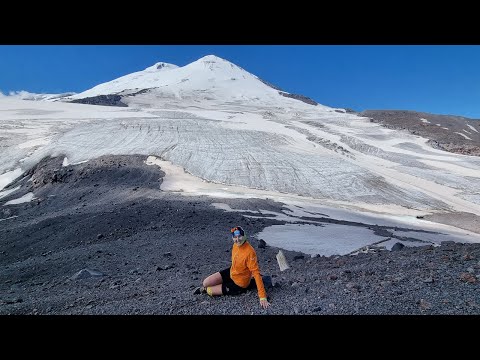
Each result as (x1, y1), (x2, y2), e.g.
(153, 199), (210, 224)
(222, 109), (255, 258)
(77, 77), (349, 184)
(260, 298), (270, 309)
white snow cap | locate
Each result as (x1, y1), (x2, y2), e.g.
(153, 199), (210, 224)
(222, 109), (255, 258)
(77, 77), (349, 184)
(68, 54), (303, 105)
(7, 91), (76, 101)
(191, 54), (242, 68)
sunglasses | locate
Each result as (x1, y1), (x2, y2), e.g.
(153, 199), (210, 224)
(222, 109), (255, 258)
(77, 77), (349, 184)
(230, 227), (243, 237)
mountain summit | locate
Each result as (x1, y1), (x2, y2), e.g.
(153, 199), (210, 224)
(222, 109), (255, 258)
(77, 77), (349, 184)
(68, 55), (322, 108)
(144, 62), (179, 71)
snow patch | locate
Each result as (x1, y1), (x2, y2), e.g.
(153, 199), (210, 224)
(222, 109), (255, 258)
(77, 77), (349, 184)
(4, 192), (34, 205)
(0, 186), (21, 199)
(466, 124), (479, 133)
(0, 168), (23, 191)
(455, 132), (472, 140)
(63, 159), (87, 166)
(257, 224), (381, 256)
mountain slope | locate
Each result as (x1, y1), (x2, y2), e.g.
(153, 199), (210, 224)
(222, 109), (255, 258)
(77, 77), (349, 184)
(1, 55), (480, 235)
(67, 55), (323, 109)
(361, 110), (480, 156)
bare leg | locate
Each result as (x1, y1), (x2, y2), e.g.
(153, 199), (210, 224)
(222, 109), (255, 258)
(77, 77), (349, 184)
(207, 284), (223, 296)
(203, 272), (222, 287)
(202, 272), (224, 296)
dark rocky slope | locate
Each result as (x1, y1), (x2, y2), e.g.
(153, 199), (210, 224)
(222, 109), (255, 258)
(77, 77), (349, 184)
(361, 110), (480, 156)
(1, 156), (478, 315)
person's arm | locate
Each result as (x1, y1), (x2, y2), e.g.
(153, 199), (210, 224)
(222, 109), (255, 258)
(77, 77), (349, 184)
(247, 249), (270, 309)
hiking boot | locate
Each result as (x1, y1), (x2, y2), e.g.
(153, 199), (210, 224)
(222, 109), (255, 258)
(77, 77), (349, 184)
(193, 286), (206, 295)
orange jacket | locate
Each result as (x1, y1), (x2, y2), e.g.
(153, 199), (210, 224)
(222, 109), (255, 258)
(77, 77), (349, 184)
(230, 241), (267, 299)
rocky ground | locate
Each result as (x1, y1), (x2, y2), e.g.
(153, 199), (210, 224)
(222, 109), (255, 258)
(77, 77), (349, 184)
(360, 110), (480, 156)
(1, 155), (479, 315)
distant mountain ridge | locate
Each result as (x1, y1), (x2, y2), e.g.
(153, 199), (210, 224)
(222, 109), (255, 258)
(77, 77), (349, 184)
(4, 91), (76, 101)
(361, 110), (480, 156)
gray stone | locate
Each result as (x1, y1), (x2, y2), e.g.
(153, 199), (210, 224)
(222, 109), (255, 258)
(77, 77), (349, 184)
(391, 243), (405, 251)
(257, 239), (266, 249)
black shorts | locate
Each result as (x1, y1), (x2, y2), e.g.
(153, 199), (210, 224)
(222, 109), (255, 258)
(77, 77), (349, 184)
(219, 268), (257, 296)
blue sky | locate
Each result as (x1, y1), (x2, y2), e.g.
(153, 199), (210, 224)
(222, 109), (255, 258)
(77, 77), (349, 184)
(1, 45), (480, 118)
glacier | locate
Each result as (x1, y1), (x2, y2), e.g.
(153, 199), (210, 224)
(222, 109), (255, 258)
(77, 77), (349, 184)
(1, 54), (480, 255)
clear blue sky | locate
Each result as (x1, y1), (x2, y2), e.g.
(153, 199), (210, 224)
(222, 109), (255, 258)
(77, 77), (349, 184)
(1, 45), (480, 118)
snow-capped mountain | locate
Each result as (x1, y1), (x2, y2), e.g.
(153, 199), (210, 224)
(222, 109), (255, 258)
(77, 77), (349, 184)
(1, 54), (480, 254)
(67, 55), (324, 110)
(3, 90), (76, 101)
